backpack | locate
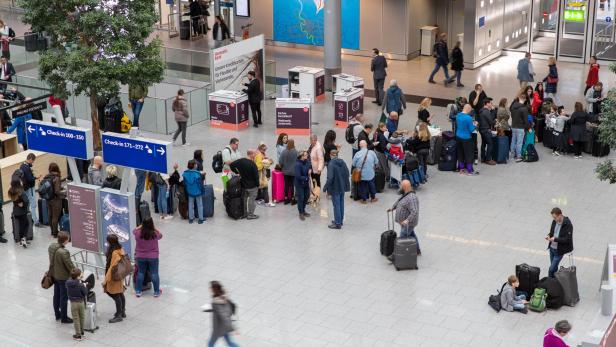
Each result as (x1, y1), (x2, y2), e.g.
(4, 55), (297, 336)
(104, 97), (123, 116)
(212, 148), (229, 173)
(226, 175), (243, 199)
(345, 123), (359, 144)
(111, 253), (133, 281)
(488, 283), (507, 312)
(11, 168), (25, 186)
(447, 103), (459, 122)
(120, 112), (132, 133)
(38, 175), (55, 200)
(525, 144), (539, 162)
(528, 287), (547, 312)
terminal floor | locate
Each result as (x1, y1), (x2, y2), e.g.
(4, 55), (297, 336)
(1, 94), (615, 347)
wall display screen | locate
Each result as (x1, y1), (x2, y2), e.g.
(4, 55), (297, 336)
(273, 0), (360, 50)
(235, 0), (250, 17)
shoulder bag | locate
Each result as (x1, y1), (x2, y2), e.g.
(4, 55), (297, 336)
(352, 152), (369, 183)
(41, 248), (59, 289)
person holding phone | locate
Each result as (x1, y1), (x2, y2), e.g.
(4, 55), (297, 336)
(545, 207), (573, 278)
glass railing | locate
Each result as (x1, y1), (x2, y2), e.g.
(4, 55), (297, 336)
(10, 35), (41, 67)
(264, 60), (277, 98)
(161, 46), (210, 82)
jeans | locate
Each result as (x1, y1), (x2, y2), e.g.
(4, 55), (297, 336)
(27, 187), (38, 224)
(359, 179), (376, 201)
(130, 99), (144, 127)
(429, 62), (451, 81)
(107, 292), (125, 318)
(295, 184), (309, 214)
(400, 225), (421, 252)
(136, 258), (160, 294)
(244, 187), (258, 216)
(330, 192), (344, 226)
(549, 247), (564, 278)
(373, 78), (385, 104)
(480, 130), (494, 162)
(208, 333), (240, 347)
(70, 301), (85, 335)
(173, 121), (187, 144)
(188, 195), (204, 221)
(135, 170), (146, 201)
(156, 184), (168, 215)
(53, 279), (69, 320)
(453, 69), (462, 84)
(513, 294), (527, 311)
(417, 149), (429, 176)
(510, 128), (525, 158)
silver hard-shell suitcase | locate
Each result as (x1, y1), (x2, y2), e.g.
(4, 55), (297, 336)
(393, 237), (418, 271)
(555, 255), (579, 307)
(83, 302), (99, 332)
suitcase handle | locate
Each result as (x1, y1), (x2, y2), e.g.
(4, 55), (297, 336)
(387, 210), (395, 232)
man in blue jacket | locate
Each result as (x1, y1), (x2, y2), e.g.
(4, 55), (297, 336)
(323, 150), (350, 230)
(428, 33), (452, 86)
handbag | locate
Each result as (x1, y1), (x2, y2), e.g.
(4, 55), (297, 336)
(547, 75), (559, 84)
(41, 248), (59, 289)
(352, 152), (369, 183)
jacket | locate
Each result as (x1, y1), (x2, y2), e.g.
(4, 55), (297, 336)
(548, 217), (574, 256)
(407, 137), (430, 152)
(222, 146), (242, 171)
(586, 63), (600, 88)
(532, 92), (543, 116)
(496, 107), (511, 131)
(434, 40), (449, 65)
(517, 58), (534, 82)
(545, 64), (558, 94)
(48, 242), (75, 281)
(102, 176), (122, 190)
(103, 248), (126, 295)
(182, 169), (203, 197)
(66, 279), (87, 302)
(172, 96), (189, 122)
(371, 55), (387, 79)
(128, 84), (148, 100)
(134, 227), (162, 259)
(478, 107), (496, 131)
(352, 149), (378, 181)
(87, 165), (104, 186)
(48, 172), (66, 201)
(543, 328), (569, 347)
(357, 130), (374, 150)
(276, 144), (286, 161)
(294, 159), (311, 187)
(0, 61), (15, 81)
(229, 158), (259, 189)
(569, 111), (588, 142)
(309, 141), (324, 173)
(279, 148), (298, 176)
(242, 78), (262, 104)
(209, 296), (235, 339)
(323, 158), (350, 194)
(500, 283), (523, 312)
(12, 191), (29, 216)
(392, 192), (419, 228)
(382, 86), (406, 114)
(450, 47), (464, 71)
(213, 22), (230, 41)
(19, 162), (36, 190)
(468, 90), (487, 115)
(510, 100), (529, 129)
(585, 87), (602, 114)
(7, 114), (31, 145)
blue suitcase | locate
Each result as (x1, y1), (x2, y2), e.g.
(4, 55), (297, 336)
(492, 136), (509, 164)
(203, 184), (214, 218)
(38, 199), (49, 226)
(59, 214), (70, 233)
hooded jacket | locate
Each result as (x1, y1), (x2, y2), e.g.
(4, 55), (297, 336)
(543, 328), (569, 347)
(510, 100), (530, 129)
(182, 169), (203, 197)
(323, 158), (350, 195)
(66, 278), (87, 302)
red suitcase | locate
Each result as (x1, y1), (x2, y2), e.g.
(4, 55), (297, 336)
(271, 170), (285, 203)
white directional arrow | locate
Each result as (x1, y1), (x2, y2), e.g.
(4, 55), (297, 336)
(145, 145), (152, 154)
(27, 125), (35, 133)
(39, 127), (46, 136)
(157, 147), (165, 156)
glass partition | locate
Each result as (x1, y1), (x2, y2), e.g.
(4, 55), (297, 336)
(264, 60), (277, 98)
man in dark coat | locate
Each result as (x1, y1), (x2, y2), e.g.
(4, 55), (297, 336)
(323, 150), (350, 229)
(428, 33), (452, 86)
(370, 48), (387, 106)
(242, 71), (262, 128)
(546, 207), (573, 278)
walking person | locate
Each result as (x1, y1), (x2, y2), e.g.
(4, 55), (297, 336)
(102, 234), (127, 323)
(182, 160), (205, 224)
(585, 56), (600, 95)
(294, 150), (311, 221)
(9, 179), (29, 248)
(171, 89), (190, 146)
(134, 217), (163, 298)
(352, 140), (379, 204)
(382, 80), (406, 121)
(212, 15), (231, 47)
(428, 33), (452, 85)
(323, 150), (349, 230)
(510, 92), (530, 162)
(242, 71), (262, 128)
(450, 41), (464, 87)
(48, 231), (75, 323)
(20, 153), (39, 227)
(279, 139), (298, 205)
(205, 281), (240, 347)
(308, 134), (324, 187)
(517, 52), (535, 89)
(546, 207), (573, 278)
(66, 268), (87, 340)
(388, 180), (421, 255)
(371, 48), (387, 105)
(128, 83), (147, 128)
(544, 57), (560, 106)
(569, 102), (589, 159)
(230, 151), (260, 220)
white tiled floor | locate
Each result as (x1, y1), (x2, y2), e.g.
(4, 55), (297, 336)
(0, 91), (615, 347)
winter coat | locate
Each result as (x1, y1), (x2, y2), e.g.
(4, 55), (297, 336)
(87, 165), (104, 186)
(182, 169), (203, 197)
(172, 96), (189, 122)
(102, 176), (122, 190)
(323, 158), (350, 195)
(209, 296), (235, 339)
(543, 328), (569, 347)
(382, 86), (406, 114)
(294, 159), (311, 187)
(434, 40), (449, 65)
(242, 78), (262, 104)
(517, 58), (534, 82)
(544, 64), (558, 94)
(279, 148), (298, 176)
(48, 243), (75, 281)
(569, 111), (588, 142)
(450, 47), (464, 71)
(12, 191), (29, 216)
(585, 63), (600, 88)
(510, 100), (530, 130)
(103, 248), (126, 295)
(66, 279), (87, 302)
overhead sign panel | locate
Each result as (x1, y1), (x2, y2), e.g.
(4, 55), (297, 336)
(25, 120), (93, 160)
(101, 133), (172, 173)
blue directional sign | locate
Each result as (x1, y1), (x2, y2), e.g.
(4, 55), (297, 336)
(26, 120), (94, 160)
(101, 133), (172, 173)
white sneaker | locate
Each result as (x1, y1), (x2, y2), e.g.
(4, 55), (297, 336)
(474, 159), (479, 165)
(182, 143), (191, 147)
(267, 202), (276, 207)
(164, 215), (174, 220)
(21, 238), (27, 248)
(553, 151), (560, 156)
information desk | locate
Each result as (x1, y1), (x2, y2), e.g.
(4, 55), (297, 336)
(288, 66), (325, 103)
(0, 150), (68, 202)
(0, 133), (19, 159)
(208, 90), (250, 130)
(332, 74), (364, 94)
(334, 88), (364, 128)
(275, 98), (311, 136)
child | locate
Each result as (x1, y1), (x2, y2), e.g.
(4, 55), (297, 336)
(552, 106), (570, 156)
(500, 275), (528, 314)
(66, 268), (87, 341)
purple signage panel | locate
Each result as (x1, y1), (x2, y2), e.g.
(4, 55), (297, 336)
(209, 100), (237, 125)
(315, 74), (325, 101)
(276, 106), (311, 135)
(335, 99), (348, 125)
(349, 94), (364, 119)
(68, 184), (101, 253)
(238, 100), (249, 124)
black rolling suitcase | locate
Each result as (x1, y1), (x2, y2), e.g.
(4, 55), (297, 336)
(543, 128), (554, 149)
(224, 176), (244, 220)
(180, 20), (191, 40)
(535, 118), (545, 142)
(24, 32), (38, 52)
(380, 211), (396, 257)
(583, 128), (595, 154)
(375, 169), (385, 193)
(516, 263), (540, 300)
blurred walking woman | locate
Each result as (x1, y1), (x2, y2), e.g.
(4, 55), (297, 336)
(103, 234), (127, 323)
(133, 217), (163, 298)
(206, 281), (240, 347)
(172, 89), (190, 146)
(544, 57), (560, 106)
(9, 179), (29, 247)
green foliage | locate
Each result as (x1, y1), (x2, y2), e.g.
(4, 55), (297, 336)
(596, 63), (616, 183)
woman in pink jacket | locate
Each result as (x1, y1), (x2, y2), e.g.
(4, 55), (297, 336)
(308, 134), (324, 187)
(543, 320), (571, 347)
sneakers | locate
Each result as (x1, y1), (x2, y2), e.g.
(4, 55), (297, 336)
(154, 289), (162, 298)
(328, 224), (341, 230)
(474, 159), (479, 165)
(21, 238), (27, 248)
(428, 80), (436, 84)
(486, 160), (497, 165)
(256, 200), (265, 205)
(553, 151), (561, 156)
(465, 171), (480, 176)
(164, 215), (174, 220)
(182, 143), (191, 147)
(135, 292), (142, 298)
(198, 219), (204, 224)
(246, 214), (259, 220)
(61, 318), (73, 324)
(73, 335), (82, 341)
(370, 198), (379, 203)
(515, 157), (523, 162)
(189, 219), (194, 224)
(266, 202), (276, 207)
(109, 316), (123, 323)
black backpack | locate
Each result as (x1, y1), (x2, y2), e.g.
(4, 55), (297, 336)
(488, 283), (507, 312)
(525, 144), (539, 162)
(11, 168), (24, 186)
(104, 97), (123, 116)
(226, 175), (243, 199)
(345, 123), (359, 144)
(212, 149), (225, 173)
(38, 175), (55, 200)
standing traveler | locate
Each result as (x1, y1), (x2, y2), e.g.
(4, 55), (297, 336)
(155, 173), (172, 220)
(510, 92), (530, 162)
(66, 268), (87, 340)
(44, 163), (65, 237)
(48, 231), (75, 323)
(468, 84), (488, 116)
(370, 48), (387, 105)
(128, 83), (147, 128)
(543, 320), (572, 347)
(407, 123), (431, 176)
(242, 71), (263, 127)
(134, 217), (163, 297)
(279, 139), (298, 205)
(102, 165), (122, 190)
(455, 104), (479, 175)
(171, 89), (190, 146)
(496, 98), (511, 134)
(546, 207), (573, 278)
(20, 153), (39, 227)
(275, 133), (288, 161)
(87, 156), (104, 186)
(356, 123), (376, 151)
(550, 105), (570, 156)
(532, 82), (545, 117)
(450, 41), (464, 87)
(585, 56), (600, 95)
(254, 143), (275, 207)
(417, 98), (433, 125)
(189, 0), (202, 36)
(348, 115), (365, 158)
(182, 160), (205, 224)
(569, 102), (589, 159)
(323, 130), (340, 166)
(517, 52), (535, 89)
(0, 20), (14, 60)
(9, 179), (29, 247)
(135, 169), (146, 202)
(229, 151), (260, 220)
(222, 138), (242, 172)
(382, 80), (406, 118)
(0, 56), (15, 88)
(544, 57), (560, 106)
(500, 275), (529, 314)
(585, 82), (604, 116)
(212, 15), (230, 47)
(323, 150), (350, 229)
(294, 150), (311, 220)
(205, 281), (240, 347)
(428, 33), (452, 85)
(308, 134), (324, 187)
(388, 180), (421, 254)
(478, 97), (497, 165)
(352, 140), (379, 204)
(102, 234), (127, 323)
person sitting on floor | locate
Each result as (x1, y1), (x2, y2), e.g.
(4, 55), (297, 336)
(500, 275), (528, 314)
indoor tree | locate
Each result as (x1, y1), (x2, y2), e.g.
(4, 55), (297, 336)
(20, 0), (165, 149)
(596, 63), (616, 184)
